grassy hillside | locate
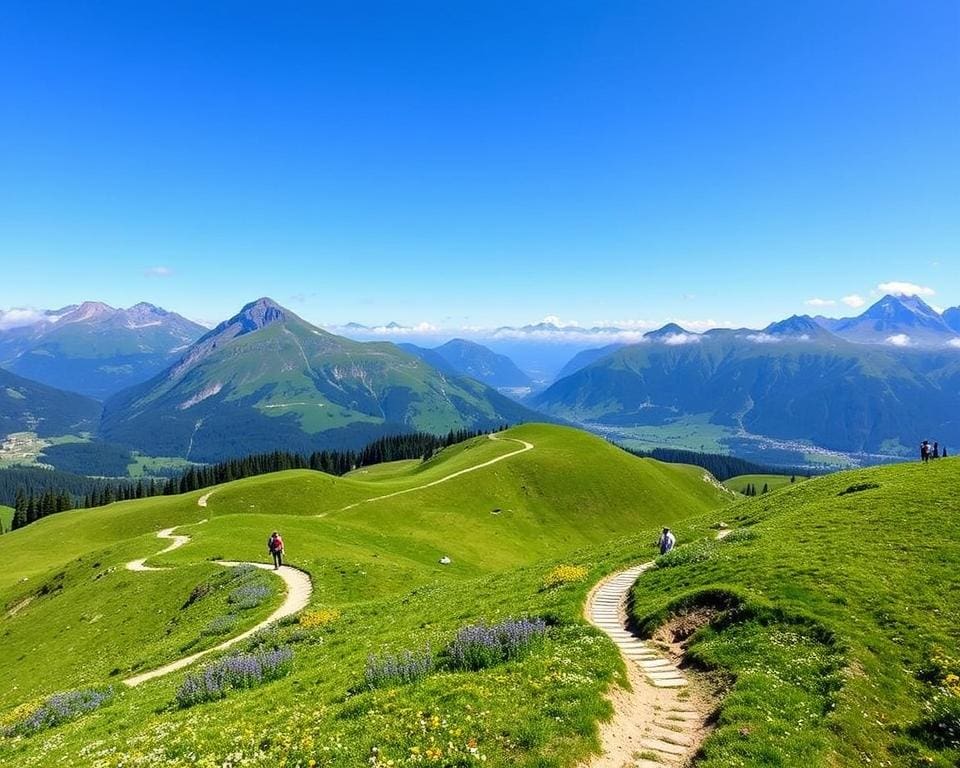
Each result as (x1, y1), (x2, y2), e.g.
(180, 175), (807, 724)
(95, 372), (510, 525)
(0, 504), (12, 531)
(630, 457), (960, 767)
(0, 424), (729, 766)
(723, 473), (806, 494)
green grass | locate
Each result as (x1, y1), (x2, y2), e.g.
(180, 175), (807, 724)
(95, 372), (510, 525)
(345, 459), (421, 480)
(3, 425), (953, 767)
(0, 424), (730, 766)
(631, 458), (960, 767)
(126, 452), (197, 479)
(0, 505), (12, 533)
(723, 473), (807, 495)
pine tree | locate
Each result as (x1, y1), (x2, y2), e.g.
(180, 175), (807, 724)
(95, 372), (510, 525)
(12, 504), (27, 530)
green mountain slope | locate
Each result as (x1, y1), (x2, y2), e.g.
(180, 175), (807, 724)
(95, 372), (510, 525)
(100, 299), (540, 461)
(0, 424), (730, 766)
(629, 457), (960, 767)
(533, 319), (960, 455)
(0, 368), (101, 439)
(400, 339), (533, 389)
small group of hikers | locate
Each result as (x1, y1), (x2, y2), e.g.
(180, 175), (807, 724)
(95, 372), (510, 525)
(920, 440), (947, 462)
(266, 531), (284, 569)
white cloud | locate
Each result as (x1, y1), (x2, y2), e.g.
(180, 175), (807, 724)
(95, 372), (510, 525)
(886, 334), (911, 347)
(662, 332), (700, 346)
(877, 281), (935, 298)
(948, 339), (960, 349)
(367, 322), (439, 335)
(805, 298), (836, 308)
(842, 294), (866, 309)
(745, 333), (783, 344)
(145, 266), (174, 278)
(489, 326), (648, 344)
(539, 315), (580, 328)
(0, 307), (46, 330)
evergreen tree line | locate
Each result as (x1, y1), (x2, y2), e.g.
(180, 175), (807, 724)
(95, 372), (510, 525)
(7, 478), (163, 531)
(161, 427), (501, 495)
(0, 466), (161, 515)
(2, 427), (503, 533)
(621, 445), (816, 482)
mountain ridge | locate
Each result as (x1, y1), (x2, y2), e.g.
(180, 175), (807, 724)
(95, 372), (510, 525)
(0, 301), (206, 399)
(100, 299), (540, 461)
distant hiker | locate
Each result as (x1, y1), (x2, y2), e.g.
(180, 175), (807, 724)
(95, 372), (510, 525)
(921, 440), (930, 463)
(267, 531), (284, 569)
(943, 446), (948, 458)
(658, 527), (676, 555)
(933, 442), (940, 459)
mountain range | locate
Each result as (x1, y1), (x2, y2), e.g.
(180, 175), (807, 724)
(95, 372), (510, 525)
(2, 292), (960, 470)
(0, 302), (206, 399)
(532, 301), (960, 456)
(814, 294), (960, 346)
(99, 299), (539, 462)
(398, 339), (533, 391)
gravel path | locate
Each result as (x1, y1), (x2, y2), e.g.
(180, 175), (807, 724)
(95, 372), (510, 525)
(122, 528), (313, 687)
(582, 530), (731, 767)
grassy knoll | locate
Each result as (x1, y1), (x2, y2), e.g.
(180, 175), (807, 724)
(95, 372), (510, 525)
(0, 504), (12, 531)
(345, 459), (421, 480)
(631, 457), (960, 767)
(0, 424), (729, 766)
(723, 472), (807, 494)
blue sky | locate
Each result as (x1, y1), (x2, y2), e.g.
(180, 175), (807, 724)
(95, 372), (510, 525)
(1, 1), (957, 331)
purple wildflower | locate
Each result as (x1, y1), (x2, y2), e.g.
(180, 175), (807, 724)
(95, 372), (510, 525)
(446, 618), (547, 671)
(365, 645), (434, 689)
(228, 583), (271, 609)
(175, 646), (293, 708)
(5, 687), (114, 736)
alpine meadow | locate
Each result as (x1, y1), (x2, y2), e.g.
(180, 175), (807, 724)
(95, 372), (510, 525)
(1, 3), (958, 767)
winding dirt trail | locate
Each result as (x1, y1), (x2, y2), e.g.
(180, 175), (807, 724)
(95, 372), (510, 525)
(121, 434), (531, 685)
(336, 433), (534, 511)
(125, 527), (193, 572)
(122, 527), (313, 687)
(582, 530), (731, 767)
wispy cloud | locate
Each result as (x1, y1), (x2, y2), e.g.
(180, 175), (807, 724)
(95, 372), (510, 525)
(144, 266), (174, 278)
(805, 298), (836, 308)
(878, 281), (934, 298)
(744, 333), (783, 344)
(662, 332), (700, 346)
(886, 333), (911, 347)
(842, 294), (866, 309)
(0, 307), (46, 330)
(948, 338), (960, 349)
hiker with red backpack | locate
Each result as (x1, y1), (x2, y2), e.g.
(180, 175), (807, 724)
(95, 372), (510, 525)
(267, 531), (284, 569)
